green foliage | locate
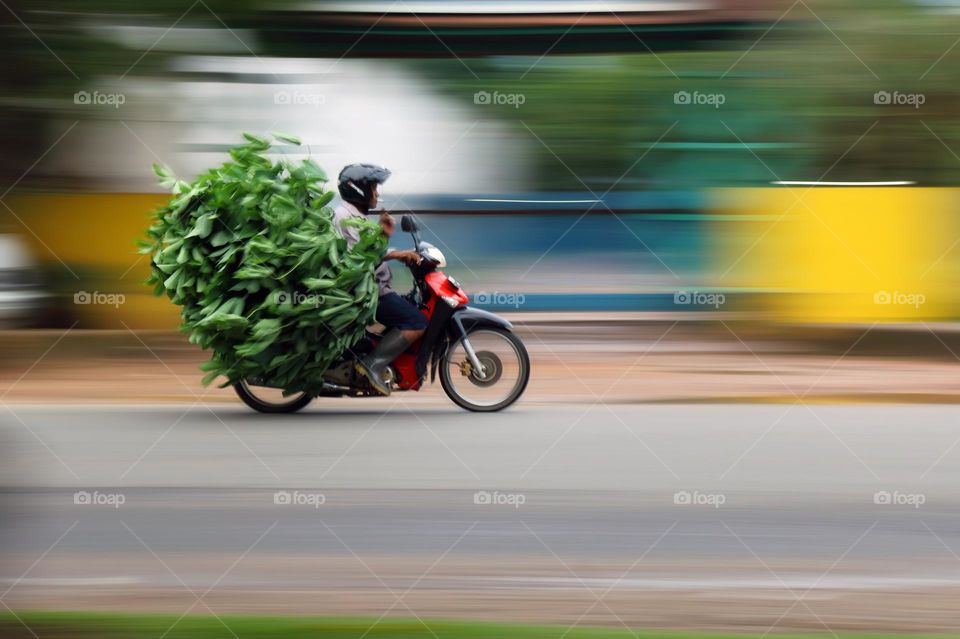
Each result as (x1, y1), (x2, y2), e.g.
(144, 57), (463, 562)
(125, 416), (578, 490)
(142, 133), (387, 392)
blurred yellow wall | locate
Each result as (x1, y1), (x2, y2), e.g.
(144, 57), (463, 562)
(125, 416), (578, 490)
(711, 187), (960, 322)
(4, 189), (960, 327)
(3, 193), (180, 328)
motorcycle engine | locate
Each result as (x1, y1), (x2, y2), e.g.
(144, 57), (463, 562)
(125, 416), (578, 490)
(323, 361), (397, 392)
(323, 360), (354, 386)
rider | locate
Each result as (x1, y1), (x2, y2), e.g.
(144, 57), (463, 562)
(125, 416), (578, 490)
(334, 163), (425, 396)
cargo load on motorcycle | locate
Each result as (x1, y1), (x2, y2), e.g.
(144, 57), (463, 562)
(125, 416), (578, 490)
(141, 132), (387, 394)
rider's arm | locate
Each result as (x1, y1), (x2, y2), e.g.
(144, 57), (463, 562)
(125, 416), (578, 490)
(377, 212), (420, 265)
(384, 250), (421, 265)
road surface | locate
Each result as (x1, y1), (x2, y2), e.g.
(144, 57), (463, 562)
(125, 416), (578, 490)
(2, 403), (960, 631)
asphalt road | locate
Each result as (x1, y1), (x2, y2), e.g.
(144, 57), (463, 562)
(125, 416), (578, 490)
(2, 403), (960, 630)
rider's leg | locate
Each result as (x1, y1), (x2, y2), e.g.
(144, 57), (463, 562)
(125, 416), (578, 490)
(356, 292), (428, 396)
(355, 329), (411, 396)
(401, 328), (425, 342)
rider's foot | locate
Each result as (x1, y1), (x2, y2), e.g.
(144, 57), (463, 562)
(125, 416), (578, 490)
(355, 329), (411, 396)
(355, 360), (391, 396)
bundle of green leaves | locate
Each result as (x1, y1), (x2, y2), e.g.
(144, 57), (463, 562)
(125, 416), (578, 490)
(142, 132), (387, 393)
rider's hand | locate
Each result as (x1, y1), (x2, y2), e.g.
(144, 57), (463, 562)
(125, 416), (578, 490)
(379, 212), (395, 237)
(389, 250), (422, 266)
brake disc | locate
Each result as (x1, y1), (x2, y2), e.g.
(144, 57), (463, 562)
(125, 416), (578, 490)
(466, 351), (503, 387)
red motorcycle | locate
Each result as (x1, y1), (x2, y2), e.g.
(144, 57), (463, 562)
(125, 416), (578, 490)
(234, 215), (530, 413)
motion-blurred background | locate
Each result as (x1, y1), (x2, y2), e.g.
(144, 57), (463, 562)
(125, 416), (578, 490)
(3, 0), (960, 330)
(4, 2), (960, 637)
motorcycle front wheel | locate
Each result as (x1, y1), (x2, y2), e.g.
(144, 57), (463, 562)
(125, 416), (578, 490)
(440, 327), (530, 412)
(234, 380), (313, 414)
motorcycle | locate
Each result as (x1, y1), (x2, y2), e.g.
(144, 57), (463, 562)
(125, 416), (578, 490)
(234, 215), (530, 413)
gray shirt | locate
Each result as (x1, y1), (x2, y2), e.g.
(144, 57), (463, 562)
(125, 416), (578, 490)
(332, 201), (394, 295)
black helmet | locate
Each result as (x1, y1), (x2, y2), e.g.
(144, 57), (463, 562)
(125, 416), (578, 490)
(338, 163), (391, 210)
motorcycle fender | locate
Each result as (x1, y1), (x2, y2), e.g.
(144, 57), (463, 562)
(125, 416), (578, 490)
(451, 305), (513, 331)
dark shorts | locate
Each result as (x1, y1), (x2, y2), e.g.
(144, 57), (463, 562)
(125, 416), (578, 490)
(376, 292), (429, 330)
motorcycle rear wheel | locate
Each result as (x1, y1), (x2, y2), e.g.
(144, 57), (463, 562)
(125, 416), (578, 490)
(234, 380), (313, 413)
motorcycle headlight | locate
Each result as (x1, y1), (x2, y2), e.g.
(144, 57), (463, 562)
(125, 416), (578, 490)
(417, 242), (447, 267)
(440, 295), (460, 308)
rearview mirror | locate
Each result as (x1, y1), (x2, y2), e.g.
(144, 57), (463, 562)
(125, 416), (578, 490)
(400, 215), (419, 233)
